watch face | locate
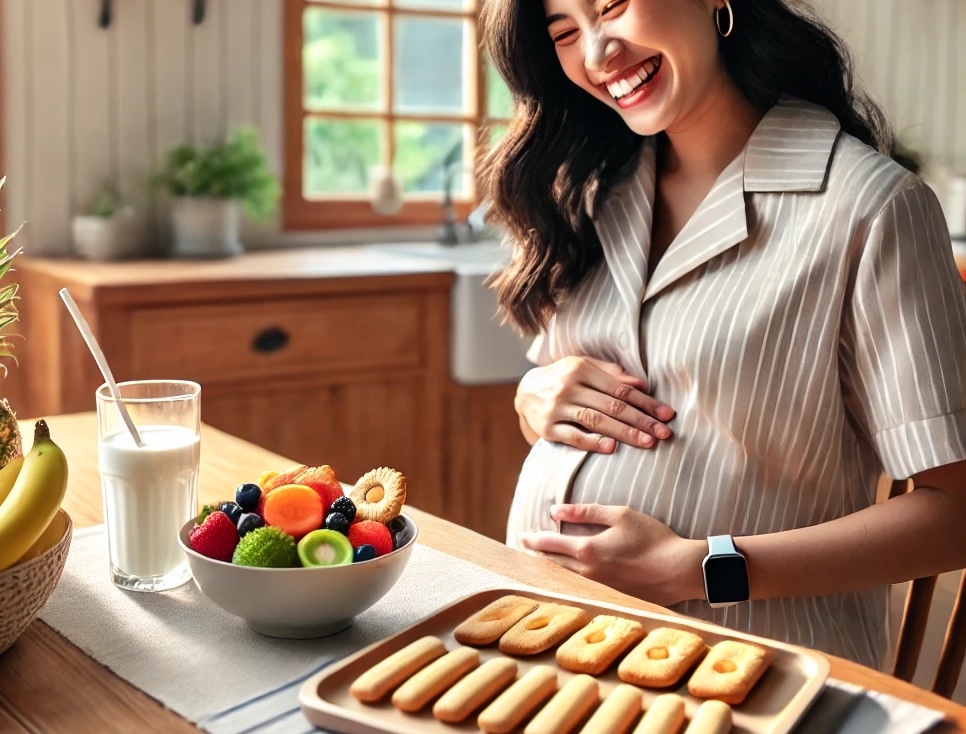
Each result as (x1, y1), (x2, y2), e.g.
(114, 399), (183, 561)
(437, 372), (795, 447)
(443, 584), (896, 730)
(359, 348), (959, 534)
(705, 554), (749, 604)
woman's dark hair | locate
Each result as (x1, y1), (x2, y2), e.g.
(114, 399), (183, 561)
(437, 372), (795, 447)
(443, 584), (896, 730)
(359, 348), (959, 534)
(481, 0), (894, 333)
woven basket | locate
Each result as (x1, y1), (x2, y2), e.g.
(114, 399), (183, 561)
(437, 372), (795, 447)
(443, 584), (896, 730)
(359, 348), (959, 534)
(0, 509), (72, 655)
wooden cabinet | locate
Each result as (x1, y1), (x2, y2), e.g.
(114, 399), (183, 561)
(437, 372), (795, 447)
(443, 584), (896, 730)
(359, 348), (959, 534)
(7, 250), (529, 541)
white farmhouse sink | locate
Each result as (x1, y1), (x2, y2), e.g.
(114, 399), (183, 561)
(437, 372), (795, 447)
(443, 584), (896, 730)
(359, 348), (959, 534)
(368, 241), (534, 385)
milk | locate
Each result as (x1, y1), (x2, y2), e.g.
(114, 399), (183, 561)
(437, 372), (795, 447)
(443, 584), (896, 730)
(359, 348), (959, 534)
(99, 425), (200, 582)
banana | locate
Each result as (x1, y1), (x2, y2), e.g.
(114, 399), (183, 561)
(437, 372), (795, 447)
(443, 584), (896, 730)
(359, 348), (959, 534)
(0, 455), (23, 506)
(14, 510), (67, 564)
(0, 420), (69, 571)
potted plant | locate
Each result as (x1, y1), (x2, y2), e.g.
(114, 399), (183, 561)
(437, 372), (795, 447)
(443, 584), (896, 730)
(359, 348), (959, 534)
(153, 127), (280, 258)
(71, 183), (142, 261)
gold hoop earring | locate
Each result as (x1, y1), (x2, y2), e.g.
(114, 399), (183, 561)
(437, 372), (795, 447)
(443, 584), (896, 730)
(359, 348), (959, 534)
(716, 0), (734, 38)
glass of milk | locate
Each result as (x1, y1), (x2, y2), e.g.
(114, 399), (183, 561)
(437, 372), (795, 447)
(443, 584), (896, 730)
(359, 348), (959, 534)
(96, 380), (201, 592)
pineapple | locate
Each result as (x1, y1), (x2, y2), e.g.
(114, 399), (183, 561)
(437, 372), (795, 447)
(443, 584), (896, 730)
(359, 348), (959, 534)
(0, 176), (24, 468)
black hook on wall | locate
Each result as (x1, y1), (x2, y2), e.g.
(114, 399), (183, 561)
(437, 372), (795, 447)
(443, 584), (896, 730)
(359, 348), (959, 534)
(193, 0), (207, 25)
(98, 0), (112, 29)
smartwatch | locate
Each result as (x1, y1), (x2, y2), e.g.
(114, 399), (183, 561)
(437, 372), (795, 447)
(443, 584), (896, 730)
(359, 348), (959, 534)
(702, 535), (750, 608)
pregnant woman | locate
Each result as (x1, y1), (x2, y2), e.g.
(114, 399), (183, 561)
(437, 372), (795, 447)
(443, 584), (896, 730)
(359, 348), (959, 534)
(481, 0), (966, 668)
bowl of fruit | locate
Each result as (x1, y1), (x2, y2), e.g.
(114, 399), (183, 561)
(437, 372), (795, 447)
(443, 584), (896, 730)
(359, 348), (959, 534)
(178, 464), (417, 638)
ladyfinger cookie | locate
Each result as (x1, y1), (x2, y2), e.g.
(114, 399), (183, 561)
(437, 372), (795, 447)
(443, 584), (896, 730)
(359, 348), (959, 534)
(454, 595), (540, 646)
(499, 602), (592, 656)
(524, 673), (599, 734)
(684, 700), (733, 734)
(432, 657), (518, 723)
(631, 693), (686, 734)
(618, 627), (707, 688)
(687, 640), (772, 705)
(556, 615), (646, 676)
(478, 665), (558, 734)
(578, 683), (643, 734)
(349, 636), (447, 703)
(391, 646), (480, 712)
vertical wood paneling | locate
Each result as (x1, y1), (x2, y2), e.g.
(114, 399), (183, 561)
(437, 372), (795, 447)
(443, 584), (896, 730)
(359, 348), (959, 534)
(115, 0), (152, 228)
(189, 0), (225, 146)
(27, 0), (71, 256)
(151, 0), (190, 161)
(225, 0), (257, 132)
(70, 0), (111, 219)
(251, 0), (285, 245)
(2, 0), (28, 236)
(954, 0), (966, 169)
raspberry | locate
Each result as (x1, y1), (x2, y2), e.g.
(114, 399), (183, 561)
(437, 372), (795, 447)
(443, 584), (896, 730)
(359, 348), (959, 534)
(188, 511), (239, 562)
(347, 521), (393, 557)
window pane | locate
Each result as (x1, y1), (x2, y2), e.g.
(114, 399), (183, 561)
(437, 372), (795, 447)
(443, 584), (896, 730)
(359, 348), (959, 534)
(394, 122), (471, 196)
(304, 118), (386, 196)
(393, 0), (469, 11)
(304, 8), (384, 112)
(393, 18), (468, 114)
(486, 57), (513, 119)
(308, 0), (384, 6)
(488, 123), (508, 149)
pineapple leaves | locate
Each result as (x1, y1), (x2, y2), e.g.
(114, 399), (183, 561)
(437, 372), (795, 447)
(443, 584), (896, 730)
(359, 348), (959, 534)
(0, 196), (22, 376)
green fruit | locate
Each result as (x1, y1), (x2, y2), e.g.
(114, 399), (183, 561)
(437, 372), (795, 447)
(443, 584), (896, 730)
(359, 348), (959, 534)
(231, 526), (297, 568)
(297, 529), (353, 567)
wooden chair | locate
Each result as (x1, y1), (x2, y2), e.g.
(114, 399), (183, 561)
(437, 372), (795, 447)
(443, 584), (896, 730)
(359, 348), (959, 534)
(890, 478), (966, 698)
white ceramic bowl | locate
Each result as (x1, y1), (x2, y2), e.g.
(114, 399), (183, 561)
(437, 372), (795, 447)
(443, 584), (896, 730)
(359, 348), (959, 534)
(178, 513), (418, 638)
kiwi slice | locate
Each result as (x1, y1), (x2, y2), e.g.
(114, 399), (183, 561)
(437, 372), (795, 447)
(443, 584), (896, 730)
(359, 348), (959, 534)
(297, 529), (354, 567)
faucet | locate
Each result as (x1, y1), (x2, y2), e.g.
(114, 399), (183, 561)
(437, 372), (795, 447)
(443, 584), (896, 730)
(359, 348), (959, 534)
(437, 143), (491, 246)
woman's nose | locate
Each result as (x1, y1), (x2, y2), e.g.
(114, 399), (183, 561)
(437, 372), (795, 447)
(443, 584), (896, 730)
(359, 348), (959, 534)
(584, 36), (621, 71)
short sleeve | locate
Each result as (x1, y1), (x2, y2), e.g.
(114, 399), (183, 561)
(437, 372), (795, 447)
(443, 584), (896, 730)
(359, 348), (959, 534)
(839, 180), (966, 479)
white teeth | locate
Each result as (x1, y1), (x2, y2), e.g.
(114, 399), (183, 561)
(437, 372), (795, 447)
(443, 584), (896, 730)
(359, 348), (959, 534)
(606, 55), (661, 100)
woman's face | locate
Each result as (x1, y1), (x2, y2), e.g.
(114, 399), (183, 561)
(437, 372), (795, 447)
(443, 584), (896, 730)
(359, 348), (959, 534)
(544, 0), (725, 136)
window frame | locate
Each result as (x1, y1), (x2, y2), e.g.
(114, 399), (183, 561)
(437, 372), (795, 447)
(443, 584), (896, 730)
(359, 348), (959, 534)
(283, 0), (505, 230)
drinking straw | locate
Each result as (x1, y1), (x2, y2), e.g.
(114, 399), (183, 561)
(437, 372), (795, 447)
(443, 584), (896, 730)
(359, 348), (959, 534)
(59, 287), (143, 447)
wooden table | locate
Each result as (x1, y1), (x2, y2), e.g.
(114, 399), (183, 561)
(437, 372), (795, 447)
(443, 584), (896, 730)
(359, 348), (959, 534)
(1, 413), (964, 733)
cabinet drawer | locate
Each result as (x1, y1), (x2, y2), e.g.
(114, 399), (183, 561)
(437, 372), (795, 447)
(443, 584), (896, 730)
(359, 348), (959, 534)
(127, 294), (423, 383)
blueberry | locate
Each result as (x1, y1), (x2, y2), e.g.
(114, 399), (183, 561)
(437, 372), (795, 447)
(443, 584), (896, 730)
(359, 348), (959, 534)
(330, 496), (357, 524)
(324, 512), (350, 535)
(235, 483), (262, 512)
(218, 501), (244, 525)
(387, 516), (409, 549)
(237, 512), (265, 538)
(353, 544), (377, 563)
(386, 516), (407, 535)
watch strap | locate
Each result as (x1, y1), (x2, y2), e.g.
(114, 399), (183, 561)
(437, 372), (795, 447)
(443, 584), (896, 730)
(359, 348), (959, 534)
(707, 534), (738, 556)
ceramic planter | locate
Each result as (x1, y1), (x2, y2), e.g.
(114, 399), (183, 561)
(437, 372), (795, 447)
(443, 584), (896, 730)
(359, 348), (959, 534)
(170, 197), (243, 258)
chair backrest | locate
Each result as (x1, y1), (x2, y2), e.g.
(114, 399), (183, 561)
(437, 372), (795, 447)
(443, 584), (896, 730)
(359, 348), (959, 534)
(890, 478), (966, 699)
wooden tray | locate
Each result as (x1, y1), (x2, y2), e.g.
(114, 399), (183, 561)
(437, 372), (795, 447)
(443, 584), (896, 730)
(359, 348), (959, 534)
(299, 587), (830, 734)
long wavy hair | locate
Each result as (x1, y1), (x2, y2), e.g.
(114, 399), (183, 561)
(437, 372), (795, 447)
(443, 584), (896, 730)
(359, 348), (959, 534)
(480, 0), (893, 333)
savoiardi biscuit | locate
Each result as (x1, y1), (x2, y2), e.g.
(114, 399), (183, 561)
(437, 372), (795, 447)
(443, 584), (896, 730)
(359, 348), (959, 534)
(432, 657), (518, 723)
(524, 673), (599, 734)
(556, 614), (646, 676)
(631, 693), (686, 734)
(687, 639), (772, 705)
(349, 635), (447, 703)
(454, 595), (540, 646)
(578, 683), (643, 734)
(684, 700), (733, 734)
(477, 664), (558, 734)
(498, 602), (592, 656)
(618, 627), (707, 688)
(391, 646), (480, 712)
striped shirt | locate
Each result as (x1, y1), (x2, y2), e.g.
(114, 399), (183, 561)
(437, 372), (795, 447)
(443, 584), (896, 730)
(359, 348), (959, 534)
(506, 98), (966, 670)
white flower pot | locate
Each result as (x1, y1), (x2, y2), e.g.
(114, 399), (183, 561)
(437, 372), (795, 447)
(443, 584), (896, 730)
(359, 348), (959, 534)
(71, 208), (143, 261)
(170, 197), (242, 258)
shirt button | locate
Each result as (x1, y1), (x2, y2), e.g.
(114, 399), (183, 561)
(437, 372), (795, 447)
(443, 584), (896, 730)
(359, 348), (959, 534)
(618, 331), (630, 348)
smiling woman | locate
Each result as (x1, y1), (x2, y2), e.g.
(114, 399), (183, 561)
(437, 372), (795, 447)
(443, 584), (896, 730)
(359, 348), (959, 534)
(282, 0), (513, 229)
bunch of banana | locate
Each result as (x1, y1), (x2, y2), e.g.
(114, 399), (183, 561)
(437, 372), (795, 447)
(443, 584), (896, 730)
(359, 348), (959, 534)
(0, 420), (69, 571)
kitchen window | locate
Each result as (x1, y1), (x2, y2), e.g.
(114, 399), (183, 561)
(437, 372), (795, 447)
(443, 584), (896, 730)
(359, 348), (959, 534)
(283, 0), (512, 230)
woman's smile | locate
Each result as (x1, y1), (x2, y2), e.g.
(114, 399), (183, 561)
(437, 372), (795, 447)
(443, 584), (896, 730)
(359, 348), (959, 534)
(603, 54), (664, 108)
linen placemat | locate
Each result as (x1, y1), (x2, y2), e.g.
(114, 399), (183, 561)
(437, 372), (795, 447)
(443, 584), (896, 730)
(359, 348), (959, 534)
(37, 526), (945, 734)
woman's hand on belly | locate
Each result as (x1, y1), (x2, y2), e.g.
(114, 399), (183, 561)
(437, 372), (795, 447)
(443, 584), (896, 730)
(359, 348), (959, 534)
(518, 503), (705, 607)
(514, 356), (676, 453)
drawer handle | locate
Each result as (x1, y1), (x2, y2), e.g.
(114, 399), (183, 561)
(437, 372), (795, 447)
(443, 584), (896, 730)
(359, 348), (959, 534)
(252, 327), (290, 353)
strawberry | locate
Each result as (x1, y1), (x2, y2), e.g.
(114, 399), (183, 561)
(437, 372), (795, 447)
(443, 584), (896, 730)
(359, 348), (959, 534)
(347, 521), (393, 557)
(188, 511), (239, 562)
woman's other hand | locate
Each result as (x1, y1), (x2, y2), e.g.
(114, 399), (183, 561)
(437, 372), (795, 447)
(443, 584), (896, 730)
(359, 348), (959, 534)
(519, 503), (705, 607)
(515, 356), (675, 452)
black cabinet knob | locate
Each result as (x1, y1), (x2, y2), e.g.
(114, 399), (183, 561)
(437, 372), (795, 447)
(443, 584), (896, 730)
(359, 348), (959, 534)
(252, 327), (289, 353)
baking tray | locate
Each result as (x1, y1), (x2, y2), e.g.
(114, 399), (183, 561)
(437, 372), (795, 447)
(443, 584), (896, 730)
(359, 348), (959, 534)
(299, 587), (830, 733)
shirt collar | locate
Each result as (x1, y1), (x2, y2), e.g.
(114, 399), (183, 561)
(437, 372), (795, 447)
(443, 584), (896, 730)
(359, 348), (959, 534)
(742, 97), (842, 193)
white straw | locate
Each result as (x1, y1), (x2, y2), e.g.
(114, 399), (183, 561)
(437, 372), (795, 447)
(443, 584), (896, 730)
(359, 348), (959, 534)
(59, 288), (143, 448)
